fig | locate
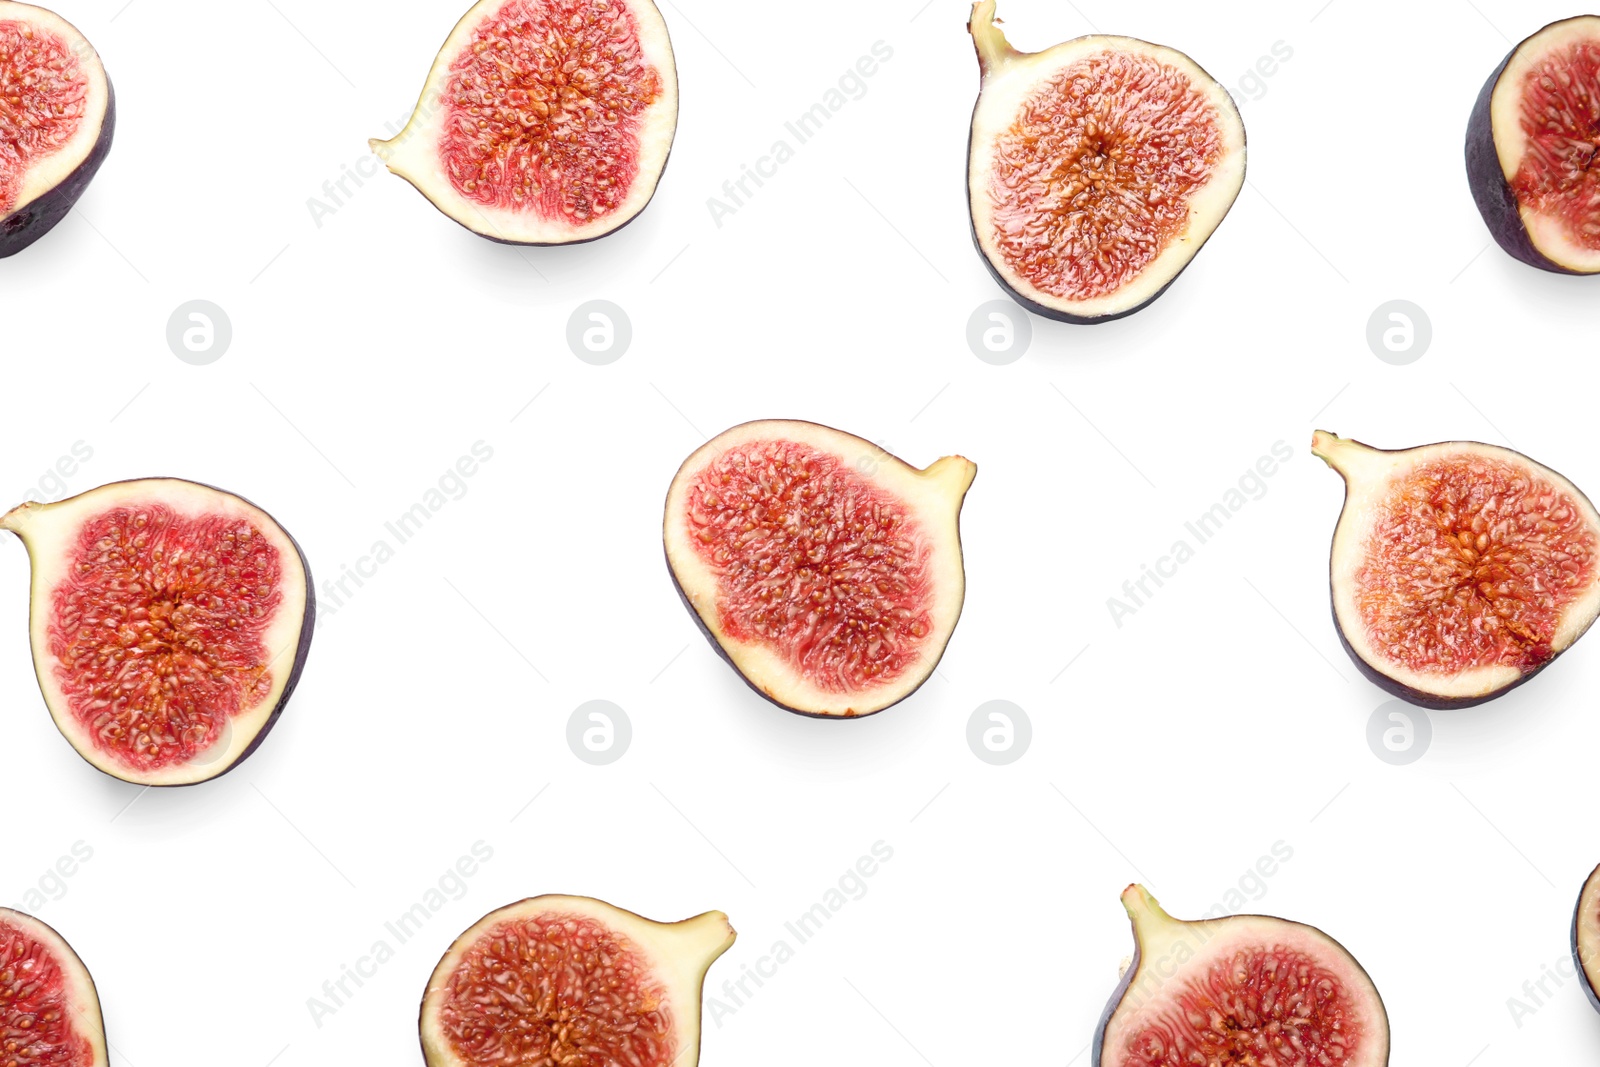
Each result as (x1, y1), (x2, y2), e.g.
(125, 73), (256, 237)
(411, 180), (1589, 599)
(1312, 431), (1600, 708)
(966, 1), (1245, 323)
(370, 0), (678, 246)
(0, 479), (314, 785)
(663, 420), (976, 718)
(1575, 863), (1600, 1014)
(420, 895), (734, 1067)
(0, 2), (114, 259)
(1094, 885), (1389, 1067)
(0, 907), (109, 1066)
(1466, 16), (1600, 274)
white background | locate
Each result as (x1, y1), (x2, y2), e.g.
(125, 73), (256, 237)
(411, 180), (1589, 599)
(2, 0), (1597, 1062)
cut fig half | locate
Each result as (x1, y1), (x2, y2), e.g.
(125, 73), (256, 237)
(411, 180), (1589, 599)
(663, 420), (976, 718)
(1574, 863), (1600, 1015)
(1466, 16), (1600, 274)
(0, 907), (109, 1067)
(1, 479), (314, 786)
(0, 1), (114, 259)
(1094, 885), (1389, 1067)
(967, 1), (1245, 323)
(420, 895), (734, 1067)
(371, 0), (678, 246)
(1313, 431), (1600, 708)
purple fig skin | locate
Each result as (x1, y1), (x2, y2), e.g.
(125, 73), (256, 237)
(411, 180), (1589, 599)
(660, 419), (972, 720)
(663, 544), (924, 721)
(1465, 19), (1595, 275)
(1329, 611), (1545, 711)
(0, 81), (115, 260)
(1090, 933), (1140, 1065)
(1091, 904), (1391, 1067)
(964, 116), (1185, 325)
(964, 25), (1245, 325)
(13, 477), (314, 787)
(1573, 865), (1600, 1017)
(1318, 435), (1600, 709)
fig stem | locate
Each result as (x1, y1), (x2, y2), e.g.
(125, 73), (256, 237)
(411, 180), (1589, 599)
(0, 500), (38, 535)
(969, 0), (1019, 72)
(1310, 430), (1384, 481)
(924, 455), (979, 495)
(665, 911), (738, 962)
(1120, 884), (1168, 924)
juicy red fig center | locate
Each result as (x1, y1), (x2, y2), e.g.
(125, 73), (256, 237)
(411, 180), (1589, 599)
(1514, 38), (1600, 249)
(439, 0), (661, 224)
(1121, 945), (1365, 1067)
(0, 21), (88, 216)
(48, 504), (284, 773)
(1355, 455), (1596, 675)
(437, 913), (674, 1067)
(0, 921), (92, 1067)
(685, 440), (936, 694)
(989, 50), (1222, 300)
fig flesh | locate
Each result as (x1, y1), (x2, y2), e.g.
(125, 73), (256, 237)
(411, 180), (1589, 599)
(1466, 16), (1600, 274)
(1575, 863), (1600, 1015)
(0, 907), (109, 1067)
(0, 2), (114, 259)
(966, 1), (1245, 323)
(1, 479), (314, 785)
(1094, 885), (1389, 1067)
(663, 420), (976, 718)
(420, 895), (734, 1067)
(1313, 431), (1600, 708)
(371, 0), (678, 246)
